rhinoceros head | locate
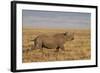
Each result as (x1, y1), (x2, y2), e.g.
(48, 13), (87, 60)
(64, 32), (74, 41)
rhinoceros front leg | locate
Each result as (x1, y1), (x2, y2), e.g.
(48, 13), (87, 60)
(59, 45), (65, 51)
(55, 45), (65, 52)
(60, 45), (65, 51)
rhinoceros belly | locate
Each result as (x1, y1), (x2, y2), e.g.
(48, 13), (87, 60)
(42, 38), (57, 49)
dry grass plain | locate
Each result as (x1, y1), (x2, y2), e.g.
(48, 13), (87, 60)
(22, 27), (91, 63)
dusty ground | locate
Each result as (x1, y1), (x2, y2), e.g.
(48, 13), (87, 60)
(22, 27), (91, 63)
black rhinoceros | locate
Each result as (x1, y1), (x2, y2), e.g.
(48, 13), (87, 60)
(31, 32), (74, 52)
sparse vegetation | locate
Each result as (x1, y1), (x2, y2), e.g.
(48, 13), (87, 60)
(22, 27), (91, 63)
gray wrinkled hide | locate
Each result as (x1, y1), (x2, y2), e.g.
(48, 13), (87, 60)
(31, 32), (74, 51)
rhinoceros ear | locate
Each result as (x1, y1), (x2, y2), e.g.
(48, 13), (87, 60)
(64, 32), (68, 36)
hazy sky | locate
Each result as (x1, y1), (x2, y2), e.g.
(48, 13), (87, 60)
(22, 10), (91, 29)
